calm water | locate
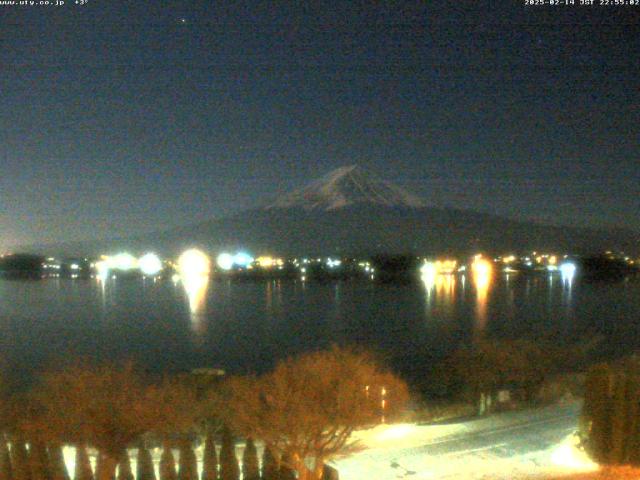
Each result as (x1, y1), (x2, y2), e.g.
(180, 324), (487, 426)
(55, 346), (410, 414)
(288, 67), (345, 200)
(1, 271), (639, 385)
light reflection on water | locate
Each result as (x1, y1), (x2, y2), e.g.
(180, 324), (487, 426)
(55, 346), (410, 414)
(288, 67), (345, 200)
(418, 266), (579, 340)
(0, 269), (636, 382)
(422, 273), (456, 314)
(472, 259), (493, 335)
(562, 269), (574, 305)
(179, 272), (210, 338)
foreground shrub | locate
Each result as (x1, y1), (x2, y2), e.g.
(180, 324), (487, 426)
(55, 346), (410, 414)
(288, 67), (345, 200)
(221, 346), (409, 480)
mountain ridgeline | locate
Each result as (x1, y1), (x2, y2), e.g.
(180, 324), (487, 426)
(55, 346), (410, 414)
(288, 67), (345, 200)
(27, 166), (640, 257)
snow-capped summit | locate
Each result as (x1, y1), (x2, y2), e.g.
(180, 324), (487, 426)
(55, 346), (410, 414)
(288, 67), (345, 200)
(266, 165), (427, 211)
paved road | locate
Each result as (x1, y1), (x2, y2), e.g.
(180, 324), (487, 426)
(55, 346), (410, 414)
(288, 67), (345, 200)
(336, 402), (584, 479)
(401, 402), (580, 458)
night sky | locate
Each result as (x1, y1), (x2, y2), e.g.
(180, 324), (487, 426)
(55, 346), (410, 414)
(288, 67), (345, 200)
(1, 1), (639, 249)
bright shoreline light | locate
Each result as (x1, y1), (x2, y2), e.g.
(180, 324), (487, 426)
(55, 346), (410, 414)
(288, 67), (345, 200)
(233, 252), (254, 267)
(420, 261), (437, 279)
(217, 251), (254, 270)
(434, 259), (457, 274)
(95, 260), (109, 280)
(560, 262), (577, 281)
(179, 249), (210, 277)
(217, 253), (234, 271)
(327, 258), (342, 268)
(420, 259), (457, 277)
(256, 256), (275, 268)
(139, 253), (163, 276)
(109, 252), (136, 271)
(472, 255), (492, 278)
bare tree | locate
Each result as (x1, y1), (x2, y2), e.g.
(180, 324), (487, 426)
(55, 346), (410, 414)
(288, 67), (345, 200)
(241, 437), (259, 480)
(74, 445), (93, 480)
(278, 453), (295, 480)
(136, 444), (155, 480)
(445, 339), (553, 413)
(178, 439), (197, 480)
(147, 377), (201, 480)
(9, 435), (30, 480)
(260, 446), (278, 480)
(218, 427), (238, 480)
(116, 451), (133, 480)
(48, 444), (69, 480)
(0, 437), (13, 480)
(1, 396), (33, 480)
(222, 347), (409, 480)
(200, 430), (218, 480)
(159, 448), (177, 480)
(27, 439), (49, 480)
(31, 362), (160, 480)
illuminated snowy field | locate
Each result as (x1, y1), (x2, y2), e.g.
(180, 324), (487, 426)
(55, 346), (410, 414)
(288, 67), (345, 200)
(333, 402), (598, 480)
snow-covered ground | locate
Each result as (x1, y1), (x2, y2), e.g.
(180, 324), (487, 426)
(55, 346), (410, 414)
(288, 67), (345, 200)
(333, 401), (598, 480)
(57, 402), (596, 480)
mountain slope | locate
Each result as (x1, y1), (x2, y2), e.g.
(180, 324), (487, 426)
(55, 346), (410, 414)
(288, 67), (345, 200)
(23, 166), (639, 257)
(266, 165), (426, 210)
(146, 205), (637, 256)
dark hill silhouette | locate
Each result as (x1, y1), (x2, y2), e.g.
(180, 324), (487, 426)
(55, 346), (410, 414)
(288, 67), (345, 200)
(21, 166), (640, 257)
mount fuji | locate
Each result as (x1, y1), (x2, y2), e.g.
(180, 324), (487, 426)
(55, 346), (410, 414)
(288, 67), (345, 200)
(29, 166), (639, 256)
(266, 165), (426, 211)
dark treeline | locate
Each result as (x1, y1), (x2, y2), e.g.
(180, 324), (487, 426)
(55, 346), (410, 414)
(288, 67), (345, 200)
(581, 355), (640, 467)
(582, 255), (639, 281)
(0, 254), (46, 278)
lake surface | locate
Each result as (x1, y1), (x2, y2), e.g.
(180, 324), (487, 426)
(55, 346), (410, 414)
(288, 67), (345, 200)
(1, 271), (639, 386)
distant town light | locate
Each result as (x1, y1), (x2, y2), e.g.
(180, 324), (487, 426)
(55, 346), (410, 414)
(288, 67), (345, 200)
(472, 256), (492, 277)
(327, 258), (342, 268)
(95, 260), (109, 280)
(217, 253), (234, 271)
(233, 252), (254, 267)
(181, 268), (209, 315)
(472, 256), (493, 294)
(110, 253), (136, 271)
(421, 259), (458, 277)
(179, 249), (210, 276)
(420, 261), (437, 278)
(560, 262), (576, 280)
(139, 253), (163, 276)
(435, 259), (457, 274)
(420, 261), (437, 291)
(256, 256), (275, 268)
